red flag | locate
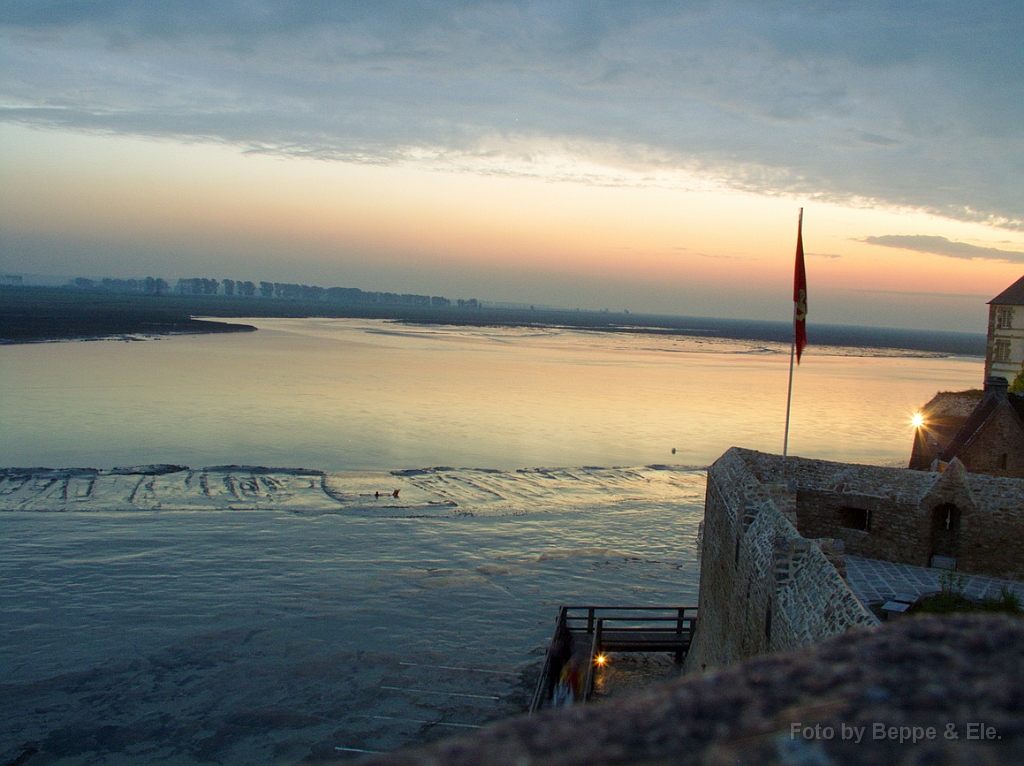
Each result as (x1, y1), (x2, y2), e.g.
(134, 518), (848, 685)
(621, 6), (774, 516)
(793, 209), (807, 363)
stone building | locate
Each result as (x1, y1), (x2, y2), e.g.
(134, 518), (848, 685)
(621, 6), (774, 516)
(687, 447), (1024, 671)
(986, 273), (1024, 384)
(909, 376), (1024, 478)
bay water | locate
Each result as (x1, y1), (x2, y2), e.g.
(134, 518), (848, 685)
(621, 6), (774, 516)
(0, 318), (982, 470)
(0, 319), (982, 764)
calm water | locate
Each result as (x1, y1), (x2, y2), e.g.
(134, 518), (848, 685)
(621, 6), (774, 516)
(0, 318), (983, 470)
(0, 320), (983, 764)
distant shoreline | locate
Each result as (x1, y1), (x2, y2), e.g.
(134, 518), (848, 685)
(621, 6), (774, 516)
(0, 285), (985, 356)
(0, 286), (256, 344)
(0, 316), (256, 345)
(399, 315), (985, 357)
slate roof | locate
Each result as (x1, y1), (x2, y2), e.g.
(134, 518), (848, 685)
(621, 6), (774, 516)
(989, 274), (1024, 305)
(923, 389), (984, 419)
(939, 390), (1024, 462)
(907, 390), (984, 470)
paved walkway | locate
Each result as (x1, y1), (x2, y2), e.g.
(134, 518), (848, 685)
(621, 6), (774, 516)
(845, 555), (1024, 604)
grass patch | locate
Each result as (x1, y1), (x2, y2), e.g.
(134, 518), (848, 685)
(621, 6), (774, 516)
(910, 584), (1023, 616)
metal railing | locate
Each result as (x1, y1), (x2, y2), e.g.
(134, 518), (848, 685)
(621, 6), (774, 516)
(530, 605), (698, 713)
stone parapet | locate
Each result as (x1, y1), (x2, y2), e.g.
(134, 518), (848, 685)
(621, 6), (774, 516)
(740, 449), (1024, 580)
(684, 448), (876, 672)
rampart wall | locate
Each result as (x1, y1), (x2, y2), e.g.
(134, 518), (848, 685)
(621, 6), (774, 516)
(686, 447), (1024, 672)
(684, 448), (877, 671)
(741, 451), (1024, 579)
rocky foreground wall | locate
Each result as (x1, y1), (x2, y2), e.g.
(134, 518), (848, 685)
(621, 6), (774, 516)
(367, 614), (1024, 766)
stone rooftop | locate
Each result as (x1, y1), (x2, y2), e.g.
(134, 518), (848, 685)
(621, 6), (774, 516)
(846, 554), (1024, 605)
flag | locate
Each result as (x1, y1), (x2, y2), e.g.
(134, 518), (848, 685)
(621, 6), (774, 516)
(793, 208), (807, 363)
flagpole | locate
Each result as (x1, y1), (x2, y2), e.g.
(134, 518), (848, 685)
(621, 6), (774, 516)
(783, 207), (803, 459)
(783, 306), (796, 459)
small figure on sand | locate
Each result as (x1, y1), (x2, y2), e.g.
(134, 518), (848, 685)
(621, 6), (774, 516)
(393, 489), (400, 498)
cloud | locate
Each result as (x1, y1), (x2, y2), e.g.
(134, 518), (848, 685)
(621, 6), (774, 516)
(2, 1), (1023, 228)
(863, 235), (1024, 263)
(852, 288), (994, 299)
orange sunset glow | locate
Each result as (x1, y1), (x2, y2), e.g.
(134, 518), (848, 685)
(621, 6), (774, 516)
(3, 2), (1024, 332)
(3, 6), (1024, 762)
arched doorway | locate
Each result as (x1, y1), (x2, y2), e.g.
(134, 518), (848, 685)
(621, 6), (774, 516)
(930, 503), (961, 566)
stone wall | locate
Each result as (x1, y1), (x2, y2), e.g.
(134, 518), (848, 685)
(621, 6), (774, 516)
(684, 448), (877, 672)
(795, 487), (922, 563)
(738, 451), (1024, 580)
(686, 445), (1024, 672)
(960, 404), (1024, 478)
(956, 470), (1024, 579)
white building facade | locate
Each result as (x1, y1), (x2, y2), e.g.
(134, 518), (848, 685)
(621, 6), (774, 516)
(986, 275), (1024, 384)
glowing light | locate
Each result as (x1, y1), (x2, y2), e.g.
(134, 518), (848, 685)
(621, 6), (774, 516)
(595, 654), (608, 666)
(911, 413), (925, 428)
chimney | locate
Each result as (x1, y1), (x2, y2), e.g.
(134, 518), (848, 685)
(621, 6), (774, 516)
(984, 375), (1009, 399)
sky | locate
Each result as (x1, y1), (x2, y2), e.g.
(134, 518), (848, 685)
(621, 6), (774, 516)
(2, 1), (1024, 332)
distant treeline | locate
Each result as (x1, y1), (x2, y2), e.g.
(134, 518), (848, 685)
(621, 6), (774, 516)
(4, 280), (987, 357)
(69, 276), (480, 309)
(71, 276), (171, 295)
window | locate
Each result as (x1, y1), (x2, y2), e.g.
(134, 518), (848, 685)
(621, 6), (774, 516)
(838, 506), (870, 531)
(995, 339), (1012, 363)
(1000, 453), (1009, 470)
(996, 308), (1014, 329)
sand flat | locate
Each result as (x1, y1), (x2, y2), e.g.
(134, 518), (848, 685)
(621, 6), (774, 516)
(0, 464), (706, 515)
